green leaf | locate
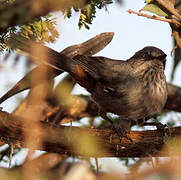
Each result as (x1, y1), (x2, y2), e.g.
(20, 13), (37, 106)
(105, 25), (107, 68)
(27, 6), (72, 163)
(143, 3), (169, 17)
(65, 0), (112, 30)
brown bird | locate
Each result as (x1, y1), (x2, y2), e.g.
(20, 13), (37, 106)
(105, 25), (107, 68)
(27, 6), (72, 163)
(42, 46), (168, 137)
(1, 44), (168, 140)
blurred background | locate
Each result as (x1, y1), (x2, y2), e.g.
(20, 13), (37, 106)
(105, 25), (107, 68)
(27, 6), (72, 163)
(0, 0), (180, 175)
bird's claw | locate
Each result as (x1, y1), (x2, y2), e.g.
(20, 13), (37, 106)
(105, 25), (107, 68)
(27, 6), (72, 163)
(112, 122), (133, 143)
(99, 110), (133, 143)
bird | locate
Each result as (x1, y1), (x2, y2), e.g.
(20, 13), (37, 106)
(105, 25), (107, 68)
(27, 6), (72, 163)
(42, 46), (168, 137)
(1, 44), (168, 140)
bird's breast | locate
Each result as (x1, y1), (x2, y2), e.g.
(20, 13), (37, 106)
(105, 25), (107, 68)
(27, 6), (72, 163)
(91, 67), (167, 121)
(137, 67), (167, 117)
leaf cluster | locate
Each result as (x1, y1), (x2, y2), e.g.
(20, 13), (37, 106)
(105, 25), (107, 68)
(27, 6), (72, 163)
(0, 15), (59, 53)
(64, 0), (113, 29)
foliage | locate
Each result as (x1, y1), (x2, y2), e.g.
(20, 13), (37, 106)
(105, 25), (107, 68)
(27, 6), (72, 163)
(0, 15), (58, 53)
(65, 0), (113, 29)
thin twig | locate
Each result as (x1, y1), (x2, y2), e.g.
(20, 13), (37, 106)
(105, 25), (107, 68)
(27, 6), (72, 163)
(9, 143), (14, 168)
(170, 45), (177, 56)
(127, 9), (181, 26)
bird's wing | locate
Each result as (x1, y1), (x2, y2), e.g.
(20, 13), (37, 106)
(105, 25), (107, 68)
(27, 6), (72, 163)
(72, 55), (132, 82)
(74, 55), (142, 100)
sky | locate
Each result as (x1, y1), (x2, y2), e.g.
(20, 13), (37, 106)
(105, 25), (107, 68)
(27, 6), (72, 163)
(0, 0), (179, 170)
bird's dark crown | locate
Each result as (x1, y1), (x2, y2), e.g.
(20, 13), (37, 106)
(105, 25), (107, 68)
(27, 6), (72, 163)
(130, 46), (167, 62)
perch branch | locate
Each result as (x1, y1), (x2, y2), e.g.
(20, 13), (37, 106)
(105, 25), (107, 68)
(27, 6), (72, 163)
(0, 110), (181, 158)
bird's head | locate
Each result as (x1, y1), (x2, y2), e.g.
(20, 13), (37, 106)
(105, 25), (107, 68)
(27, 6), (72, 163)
(130, 46), (167, 64)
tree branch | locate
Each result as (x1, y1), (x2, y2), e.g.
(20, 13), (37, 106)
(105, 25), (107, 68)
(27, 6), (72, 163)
(155, 0), (181, 21)
(0, 110), (181, 158)
(165, 83), (181, 112)
(127, 9), (181, 25)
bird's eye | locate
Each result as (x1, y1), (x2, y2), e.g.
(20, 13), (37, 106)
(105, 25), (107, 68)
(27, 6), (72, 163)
(103, 87), (116, 94)
(157, 54), (167, 60)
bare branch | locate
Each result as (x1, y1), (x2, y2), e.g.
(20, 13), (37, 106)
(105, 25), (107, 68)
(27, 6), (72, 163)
(127, 9), (181, 25)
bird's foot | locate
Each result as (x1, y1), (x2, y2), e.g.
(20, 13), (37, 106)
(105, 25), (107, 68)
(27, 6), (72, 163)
(99, 109), (133, 143)
(112, 121), (133, 143)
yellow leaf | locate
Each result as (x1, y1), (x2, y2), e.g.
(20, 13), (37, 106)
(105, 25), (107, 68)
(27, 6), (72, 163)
(143, 3), (169, 17)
